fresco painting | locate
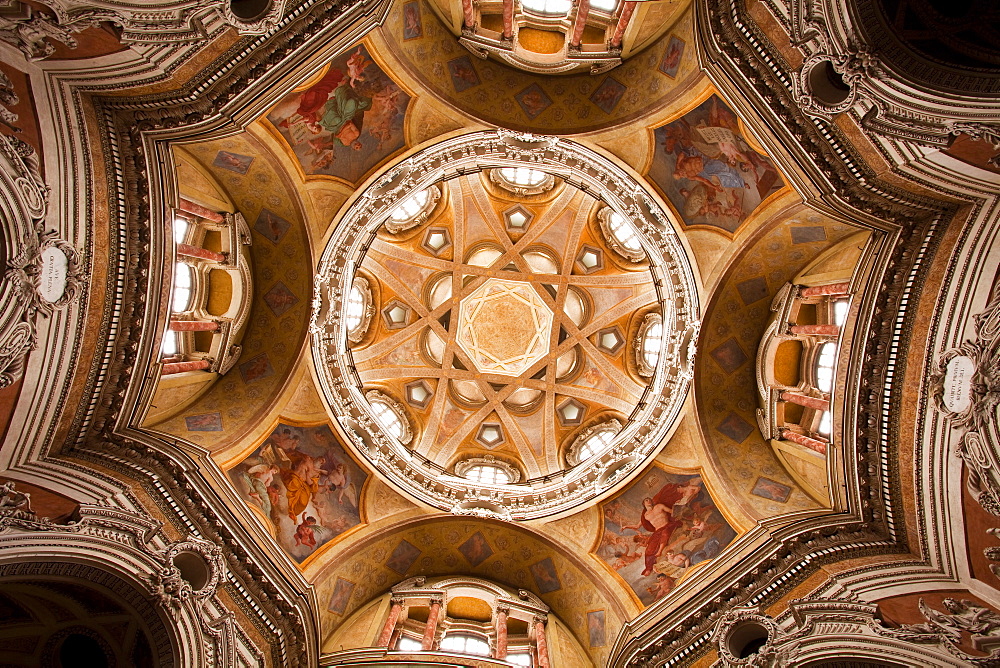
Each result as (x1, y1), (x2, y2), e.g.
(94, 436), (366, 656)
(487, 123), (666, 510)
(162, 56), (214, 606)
(587, 610), (606, 648)
(752, 476), (791, 503)
(229, 422), (367, 563)
(213, 150), (254, 174)
(649, 95), (783, 234)
(590, 77), (626, 114)
(402, 1), (423, 40)
(659, 35), (685, 78)
(266, 44), (410, 183)
(327, 577), (355, 614)
(597, 468), (737, 606)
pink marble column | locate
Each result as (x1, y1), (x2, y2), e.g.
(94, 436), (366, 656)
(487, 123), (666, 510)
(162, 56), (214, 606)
(377, 598), (404, 648)
(780, 391), (830, 412)
(800, 282), (850, 298)
(570, 0), (590, 48)
(161, 359), (210, 375)
(779, 428), (828, 455)
(178, 198), (225, 223)
(177, 243), (225, 263)
(461, 0), (475, 29)
(421, 598), (442, 651)
(494, 606), (509, 659)
(609, 1), (637, 48)
(789, 324), (839, 336)
(170, 319), (220, 332)
(534, 616), (550, 668)
(501, 0), (513, 40)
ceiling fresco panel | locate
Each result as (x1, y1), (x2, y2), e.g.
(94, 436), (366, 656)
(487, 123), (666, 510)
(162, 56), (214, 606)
(264, 42), (411, 185)
(647, 94), (785, 236)
(227, 420), (370, 565)
(595, 464), (737, 608)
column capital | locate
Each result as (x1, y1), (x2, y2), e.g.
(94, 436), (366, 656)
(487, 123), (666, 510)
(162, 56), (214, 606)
(533, 613), (548, 626)
(495, 604), (511, 616)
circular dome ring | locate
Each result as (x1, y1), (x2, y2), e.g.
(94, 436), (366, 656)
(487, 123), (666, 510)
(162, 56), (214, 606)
(312, 130), (700, 521)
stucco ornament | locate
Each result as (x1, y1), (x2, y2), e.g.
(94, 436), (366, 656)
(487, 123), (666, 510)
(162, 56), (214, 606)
(312, 130), (699, 520)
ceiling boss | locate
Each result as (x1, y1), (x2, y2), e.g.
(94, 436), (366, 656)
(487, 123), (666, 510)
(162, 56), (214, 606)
(312, 130), (700, 520)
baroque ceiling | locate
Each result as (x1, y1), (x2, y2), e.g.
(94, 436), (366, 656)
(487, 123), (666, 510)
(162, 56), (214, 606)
(1, 0), (999, 665)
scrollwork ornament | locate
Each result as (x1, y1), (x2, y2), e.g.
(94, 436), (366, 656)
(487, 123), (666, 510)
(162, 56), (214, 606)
(931, 293), (1000, 516)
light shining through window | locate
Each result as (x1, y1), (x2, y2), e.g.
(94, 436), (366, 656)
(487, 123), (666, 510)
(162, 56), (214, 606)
(499, 167), (548, 186)
(520, 0), (572, 13)
(390, 189), (430, 222)
(396, 636), (422, 651)
(173, 218), (189, 244)
(463, 464), (511, 485)
(440, 633), (490, 656)
(371, 399), (405, 440)
(579, 427), (616, 460)
(345, 283), (365, 333)
(607, 211), (642, 252)
(642, 319), (662, 369)
(172, 262), (193, 313)
(815, 342), (836, 394)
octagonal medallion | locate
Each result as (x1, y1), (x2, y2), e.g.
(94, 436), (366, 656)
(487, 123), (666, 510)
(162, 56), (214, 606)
(457, 278), (554, 377)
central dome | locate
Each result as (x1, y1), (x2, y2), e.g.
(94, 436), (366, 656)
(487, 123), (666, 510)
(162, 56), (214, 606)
(312, 131), (700, 520)
(457, 278), (554, 377)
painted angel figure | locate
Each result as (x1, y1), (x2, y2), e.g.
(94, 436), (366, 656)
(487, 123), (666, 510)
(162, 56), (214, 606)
(620, 478), (703, 576)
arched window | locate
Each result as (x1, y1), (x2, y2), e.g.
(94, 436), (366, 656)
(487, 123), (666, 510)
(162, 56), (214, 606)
(520, 0), (571, 14)
(172, 262), (193, 313)
(636, 312), (663, 377)
(598, 208), (645, 262)
(385, 186), (441, 234)
(366, 390), (413, 444)
(814, 342), (836, 394)
(568, 419), (621, 466)
(455, 456), (521, 484)
(345, 277), (373, 344)
(490, 167), (555, 196)
(440, 632), (491, 656)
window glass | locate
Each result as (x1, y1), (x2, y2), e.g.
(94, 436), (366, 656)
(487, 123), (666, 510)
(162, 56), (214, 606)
(814, 342), (836, 393)
(589, 0), (616, 10)
(173, 218), (189, 244)
(606, 211), (642, 252)
(440, 633), (491, 656)
(833, 299), (849, 326)
(520, 0), (572, 13)
(817, 410), (832, 438)
(578, 426), (616, 460)
(390, 189), (430, 222)
(396, 636), (422, 651)
(345, 284), (366, 332)
(463, 464), (511, 485)
(371, 399), (405, 440)
(498, 167), (548, 186)
(508, 653), (533, 667)
(172, 262), (193, 313)
(162, 330), (179, 356)
(642, 319), (663, 369)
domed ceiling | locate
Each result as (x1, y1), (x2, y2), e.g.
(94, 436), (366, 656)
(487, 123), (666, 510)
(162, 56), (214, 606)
(312, 131), (701, 519)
